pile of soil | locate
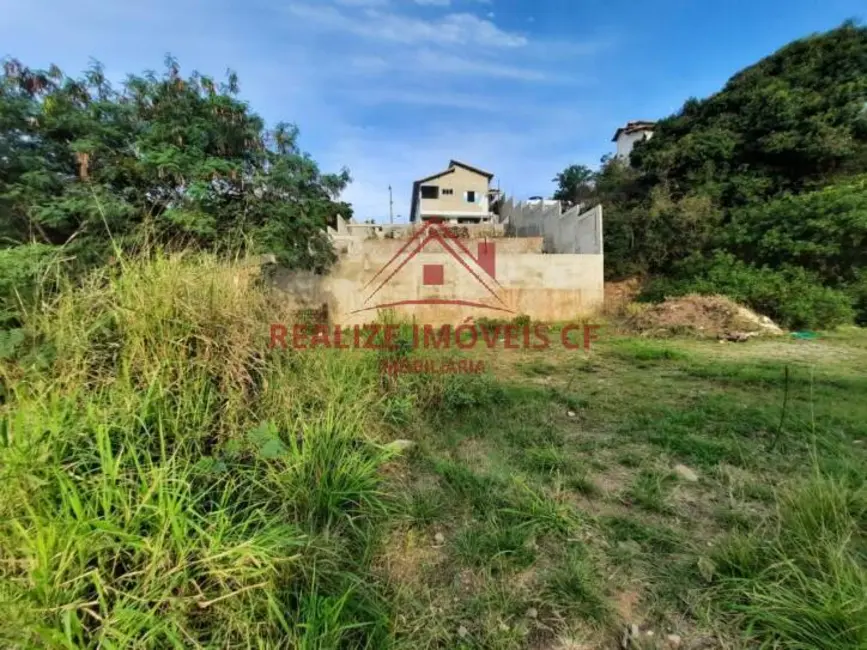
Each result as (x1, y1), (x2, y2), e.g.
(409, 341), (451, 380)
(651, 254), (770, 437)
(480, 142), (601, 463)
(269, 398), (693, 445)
(626, 294), (783, 338)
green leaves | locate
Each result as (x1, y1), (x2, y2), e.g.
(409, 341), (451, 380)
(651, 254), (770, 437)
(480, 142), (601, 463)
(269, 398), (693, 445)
(246, 421), (288, 460)
(0, 56), (348, 273)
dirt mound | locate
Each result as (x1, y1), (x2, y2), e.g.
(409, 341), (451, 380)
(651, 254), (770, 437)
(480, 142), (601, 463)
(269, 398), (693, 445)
(626, 294), (783, 338)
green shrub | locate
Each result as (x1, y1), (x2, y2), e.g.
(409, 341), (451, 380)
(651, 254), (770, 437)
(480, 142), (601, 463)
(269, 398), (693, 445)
(643, 253), (855, 329)
(0, 243), (60, 327)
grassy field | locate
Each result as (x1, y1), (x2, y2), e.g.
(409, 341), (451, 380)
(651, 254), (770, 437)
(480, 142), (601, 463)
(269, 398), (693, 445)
(384, 330), (867, 649)
(1, 254), (865, 649)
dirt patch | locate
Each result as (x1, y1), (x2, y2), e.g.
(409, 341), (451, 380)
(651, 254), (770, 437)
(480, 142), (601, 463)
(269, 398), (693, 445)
(375, 527), (444, 587)
(625, 295), (782, 339)
(604, 277), (643, 315)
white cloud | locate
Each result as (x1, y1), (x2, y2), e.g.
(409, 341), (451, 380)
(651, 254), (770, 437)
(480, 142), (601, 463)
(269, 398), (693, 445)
(353, 89), (501, 111)
(412, 49), (563, 81)
(286, 4), (527, 48)
(348, 55), (390, 72)
(335, 0), (389, 6)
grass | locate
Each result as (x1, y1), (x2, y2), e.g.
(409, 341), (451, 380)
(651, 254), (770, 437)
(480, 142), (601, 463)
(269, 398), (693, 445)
(711, 475), (867, 648)
(625, 468), (676, 514)
(1, 251), (866, 648)
(0, 254), (398, 648)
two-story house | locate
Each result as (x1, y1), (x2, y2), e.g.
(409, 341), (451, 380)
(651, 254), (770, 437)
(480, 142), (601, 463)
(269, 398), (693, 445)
(409, 160), (495, 224)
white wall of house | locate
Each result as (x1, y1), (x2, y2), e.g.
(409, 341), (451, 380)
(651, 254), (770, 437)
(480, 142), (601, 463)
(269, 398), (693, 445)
(615, 129), (653, 160)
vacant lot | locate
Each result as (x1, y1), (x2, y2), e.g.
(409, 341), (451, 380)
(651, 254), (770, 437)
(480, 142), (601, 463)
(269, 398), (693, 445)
(382, 328), (867, 649)
(2, 255), (864, 649)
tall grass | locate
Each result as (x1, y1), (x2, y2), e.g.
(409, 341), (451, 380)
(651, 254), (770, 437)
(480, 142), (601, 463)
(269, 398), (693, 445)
(712, 473), (867, 649)
(0, 252), (397, 648)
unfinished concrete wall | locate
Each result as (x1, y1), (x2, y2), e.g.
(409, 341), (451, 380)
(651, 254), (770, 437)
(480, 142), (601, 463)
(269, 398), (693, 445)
(500, 200), (602, 255)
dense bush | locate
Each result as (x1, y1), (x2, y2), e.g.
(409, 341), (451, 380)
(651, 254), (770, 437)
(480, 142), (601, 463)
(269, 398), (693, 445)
(643, 253), (856, 329)
(0, 243), (59, 327)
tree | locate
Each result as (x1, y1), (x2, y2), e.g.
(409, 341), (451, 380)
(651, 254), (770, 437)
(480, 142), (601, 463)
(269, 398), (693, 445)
(552, 164), (596, 207)
(0, 56), (349, 272)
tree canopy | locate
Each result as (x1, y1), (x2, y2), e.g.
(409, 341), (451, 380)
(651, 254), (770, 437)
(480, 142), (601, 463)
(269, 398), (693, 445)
(552, 164), (596, 207)
(0, 56), (350, 272)
(556, 22), (867, 328)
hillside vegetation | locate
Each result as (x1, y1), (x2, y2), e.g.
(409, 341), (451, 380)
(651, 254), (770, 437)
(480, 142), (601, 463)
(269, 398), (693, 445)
(556, 22), (867, 329)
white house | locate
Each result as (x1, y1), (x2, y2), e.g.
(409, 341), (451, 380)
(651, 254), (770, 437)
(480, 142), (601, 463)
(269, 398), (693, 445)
(612, 121), (655, 161)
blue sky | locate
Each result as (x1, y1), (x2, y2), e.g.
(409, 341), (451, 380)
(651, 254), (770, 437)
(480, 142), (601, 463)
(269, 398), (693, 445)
(1, 0), (864, 221)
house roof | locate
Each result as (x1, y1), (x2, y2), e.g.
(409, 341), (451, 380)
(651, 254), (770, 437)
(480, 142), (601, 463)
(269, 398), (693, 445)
(448, 160), (494, 179)
(414, 168), (455, 185)
(611, 120), (656, 142)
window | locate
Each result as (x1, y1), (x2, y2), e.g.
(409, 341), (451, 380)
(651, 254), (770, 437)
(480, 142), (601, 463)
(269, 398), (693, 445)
(420, 185), (439, 199)
(465, 190), (476, 203)
(442, 188), (454, 196)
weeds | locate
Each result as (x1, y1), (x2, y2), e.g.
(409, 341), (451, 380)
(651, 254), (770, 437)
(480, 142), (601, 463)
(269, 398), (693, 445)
(712, 475), (867, 648)
(0, 253), (393, 647)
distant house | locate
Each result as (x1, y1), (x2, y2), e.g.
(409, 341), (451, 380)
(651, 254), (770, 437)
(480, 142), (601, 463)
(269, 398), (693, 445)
(527, 196), (561, 208)
(409, 160), (496, 224)
(612, 120), (655, 160)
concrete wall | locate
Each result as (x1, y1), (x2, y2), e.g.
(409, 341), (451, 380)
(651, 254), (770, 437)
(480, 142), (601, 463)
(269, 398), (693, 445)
(500, 200), (603, 255)
(273, 235), (602, 326)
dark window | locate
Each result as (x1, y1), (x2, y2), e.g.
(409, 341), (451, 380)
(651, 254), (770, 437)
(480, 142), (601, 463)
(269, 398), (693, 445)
(466, 190), (476, 203)
(442, 188), (454, 196)
(420, 185), (439, 199)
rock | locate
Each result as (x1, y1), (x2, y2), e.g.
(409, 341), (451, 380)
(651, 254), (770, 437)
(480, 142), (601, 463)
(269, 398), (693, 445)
(457, 625), (468, 638)
(674, 464), (699, 482)
(385, 439), (415, 453)
(666, 633), (683, 648)
(567, 410), (577, 418)
(434, 532), (445, 545)
(525, 607), (538, 619)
